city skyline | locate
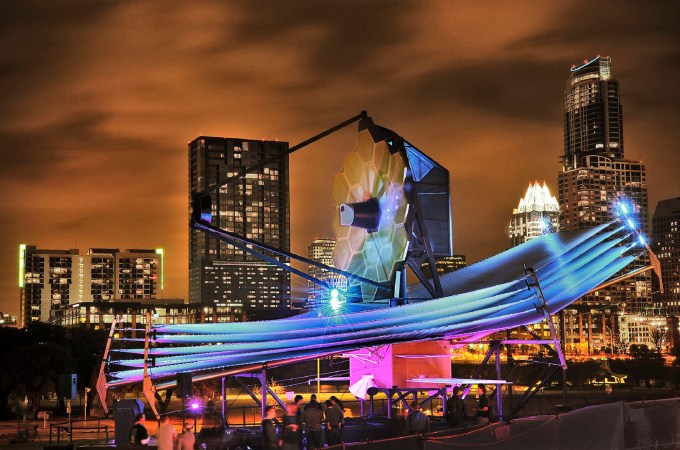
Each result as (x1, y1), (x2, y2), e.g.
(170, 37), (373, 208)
(1, 2), (679, 317)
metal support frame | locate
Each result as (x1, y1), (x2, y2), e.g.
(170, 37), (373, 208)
(396, 141), (444, 299)
(404, 201), (444, 299)
(193, 220), (390, 295)
(142, 311), (160, 419)
(221, 377), (226, 422)
(459, 340), (506, 421)
(95, 315), (118, 414)
(230, 371), (288, 420)
(368, 387), (447, 419)
(452, 267), (569, 422)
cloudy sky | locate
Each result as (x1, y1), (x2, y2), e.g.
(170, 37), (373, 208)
(1, 1), (679, 316)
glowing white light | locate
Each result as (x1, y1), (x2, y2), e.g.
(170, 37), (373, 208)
(619, 203), (629, 214)
(514, 182), (560, 214)
(627, 219), (635, 229)
(330, 289), (342, 311)
(639, 235), (646, 246)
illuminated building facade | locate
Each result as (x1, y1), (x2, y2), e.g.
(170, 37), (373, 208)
(49, 299), (247, 332)
(558, 56), (651, 314)
(652, 197), (680, 314)
(420, 255), (466, 279)
(0, 313), (18, 327)
(508, 181), (560, 247)
(189, 136), (291, 311)
(306, 238), (347, 308)
(618, 314), (674, 353)
(19, 245), (162, 326)
(558, 304), (620, 355)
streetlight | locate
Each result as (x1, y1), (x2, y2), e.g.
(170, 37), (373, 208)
(84, 387), (91, 425)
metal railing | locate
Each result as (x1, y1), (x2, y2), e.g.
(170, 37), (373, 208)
(49, 418), (110, 443)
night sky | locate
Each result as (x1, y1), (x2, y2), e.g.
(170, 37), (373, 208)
(1, 1), (679, 315)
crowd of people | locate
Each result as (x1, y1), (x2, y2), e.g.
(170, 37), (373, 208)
(128, 413), (195, 450)
(262, 394), (345, 450)
(444, 384), (491, 428)
(127, 385), (493, 449)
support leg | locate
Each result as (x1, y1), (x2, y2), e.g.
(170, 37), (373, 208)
(495, 344), (503, 422)
(260, 367), (267, 421)
(221, 377), (226, 424)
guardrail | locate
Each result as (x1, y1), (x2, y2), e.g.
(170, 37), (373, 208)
(49, 418), (110, 443)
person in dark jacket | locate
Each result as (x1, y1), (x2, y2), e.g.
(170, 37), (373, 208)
(293, 395), (304, 448)
(129, 413), (149, 445)
(302, 398), (323, 449)
(476, 384), (490, 425)
(325, 399), (343, 446)
(262, 405), (281, 450)
(446, 387), (467, 428)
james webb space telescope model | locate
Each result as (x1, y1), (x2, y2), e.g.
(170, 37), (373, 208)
(331, 116), (452, 303)
(192, 112), (453, 305)
(97, 111), (662, 420)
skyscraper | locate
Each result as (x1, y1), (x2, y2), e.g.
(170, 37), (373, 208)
(188, 137), (291, 312)
(652, 197), (680, 314)
(306, 238), (347, 309)
(19, 245), (162, 326)
(558, 55), (651, 313)
(508, 181), (560, 247)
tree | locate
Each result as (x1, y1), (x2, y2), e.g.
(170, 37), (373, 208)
(650, 326), (669, 354)
(0, 323), (107, 418)
(9, 342), (74, 418)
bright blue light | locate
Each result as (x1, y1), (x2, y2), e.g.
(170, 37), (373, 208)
(639, 235), (646, 246)
(329, 289), (342, 312)
(627, 219), (635, 229)
(540, 217), (554, 234)
(619, 203), (629, 214)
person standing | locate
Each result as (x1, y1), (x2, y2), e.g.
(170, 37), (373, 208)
(262, 405), (282, 450)
(325, 400), (343, 446)
(445, 387), (466, 428)
(475, 384), (490, 425)
(129, 413), (149, 445)
(293, 395), (304, 449)
(282, 402), (300, 450)
(156, 415), (177, 450)
(176, 423), (195, 450)
(302, 397), (323, 449)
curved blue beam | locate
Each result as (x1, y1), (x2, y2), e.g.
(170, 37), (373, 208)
(106, 221), (643, 386)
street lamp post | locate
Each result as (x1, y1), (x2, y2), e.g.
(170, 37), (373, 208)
(84, 387), (91, 425)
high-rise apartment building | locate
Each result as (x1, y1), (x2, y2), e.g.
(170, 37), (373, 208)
(558, 55), (651, 313)
(508, 181), (560, 247)
(652, 197), (680, 314)
(188, 137), (291, 312)
(19, 245), (162, 326)
(306, 238), (347, 309)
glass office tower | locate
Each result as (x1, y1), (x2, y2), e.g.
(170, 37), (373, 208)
(189, 137), (291, 312)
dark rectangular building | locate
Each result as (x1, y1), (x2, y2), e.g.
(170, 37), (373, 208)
(652, 197), (680, 314)
(189, 137), (291, 311)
